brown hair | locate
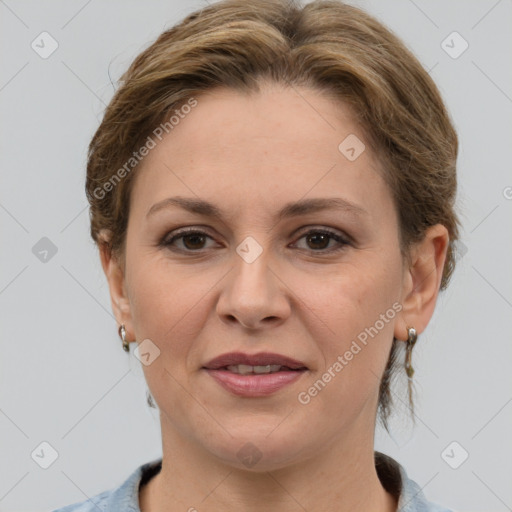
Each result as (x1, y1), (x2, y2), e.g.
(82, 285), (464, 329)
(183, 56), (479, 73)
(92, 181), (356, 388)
(86, 0), (460, 432)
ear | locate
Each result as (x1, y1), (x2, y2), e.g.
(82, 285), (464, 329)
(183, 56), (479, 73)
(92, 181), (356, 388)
(394, 224), (449, 341)
(98, 229), (134, 340)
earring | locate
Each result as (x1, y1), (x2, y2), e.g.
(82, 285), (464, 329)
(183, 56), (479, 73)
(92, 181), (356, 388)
(404, 326), (417, 379)
(118, 324), (130, 352)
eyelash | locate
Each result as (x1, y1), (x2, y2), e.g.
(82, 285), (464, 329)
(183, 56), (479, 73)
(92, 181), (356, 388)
(160, 227), (351, 255)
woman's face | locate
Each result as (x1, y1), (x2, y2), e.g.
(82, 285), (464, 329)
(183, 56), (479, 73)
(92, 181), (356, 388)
(109, 83), (421, 470)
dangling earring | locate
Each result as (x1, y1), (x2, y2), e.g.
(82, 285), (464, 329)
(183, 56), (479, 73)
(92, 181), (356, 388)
(404, 326), (417, 379)
(118, 324), (130, 352)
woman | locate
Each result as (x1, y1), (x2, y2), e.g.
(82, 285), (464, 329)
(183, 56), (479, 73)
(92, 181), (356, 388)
(53, 0), (460, 510)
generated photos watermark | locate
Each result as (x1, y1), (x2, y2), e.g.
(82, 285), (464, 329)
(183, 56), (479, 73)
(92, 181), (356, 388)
(93, 97), (198, 200)
(297, 301), (403, 405)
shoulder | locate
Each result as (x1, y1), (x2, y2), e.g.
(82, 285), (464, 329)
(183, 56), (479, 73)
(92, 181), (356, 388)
(51, 489), (111, 512)
(399, 472), (455, 512)
(51, 458), (163, 512)
(374, 451), (456, 512)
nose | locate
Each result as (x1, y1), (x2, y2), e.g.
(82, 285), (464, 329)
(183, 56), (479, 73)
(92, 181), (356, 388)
(216, 244), (291, 331)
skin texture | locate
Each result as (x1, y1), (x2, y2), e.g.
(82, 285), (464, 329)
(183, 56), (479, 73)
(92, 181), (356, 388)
(99, 83), (449, 512)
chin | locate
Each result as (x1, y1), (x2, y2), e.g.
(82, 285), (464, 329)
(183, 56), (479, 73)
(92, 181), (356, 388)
(201, 426), (311, 472)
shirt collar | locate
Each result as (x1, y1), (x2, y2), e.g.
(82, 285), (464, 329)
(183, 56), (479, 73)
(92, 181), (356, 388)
(101, 452), (444, 512)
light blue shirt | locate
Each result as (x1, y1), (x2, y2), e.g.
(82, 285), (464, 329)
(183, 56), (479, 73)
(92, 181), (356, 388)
(52, 452), (454, 511)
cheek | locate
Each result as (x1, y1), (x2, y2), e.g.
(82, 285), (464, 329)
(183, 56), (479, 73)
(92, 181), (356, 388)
(303, 257), (401, 400)
(127, 254), (184, 328)
(308, 260), (400, 341)
(127, 262), (212, 411)
(127, 258), (219, 362)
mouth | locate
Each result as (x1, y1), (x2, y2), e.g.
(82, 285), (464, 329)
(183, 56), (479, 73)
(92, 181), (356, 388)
(202, 352), (308, 397)
(202, 351), (308, 371)
(221, 364), (303, 374)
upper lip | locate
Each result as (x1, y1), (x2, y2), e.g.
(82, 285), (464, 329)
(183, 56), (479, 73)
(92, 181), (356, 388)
(203, 352), (308, 370)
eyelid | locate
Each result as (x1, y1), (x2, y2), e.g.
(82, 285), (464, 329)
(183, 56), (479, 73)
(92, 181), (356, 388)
(293, 224), (352, 242)
(160, 224), (350, 242)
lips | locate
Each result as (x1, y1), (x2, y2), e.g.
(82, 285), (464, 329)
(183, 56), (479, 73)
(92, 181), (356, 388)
(202, 352), (308, 397)
(202, 352), (308, 371)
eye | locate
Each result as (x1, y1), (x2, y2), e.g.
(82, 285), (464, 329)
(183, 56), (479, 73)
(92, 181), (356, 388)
(292, 228), (350, 253)
(160, 228), (216, 252)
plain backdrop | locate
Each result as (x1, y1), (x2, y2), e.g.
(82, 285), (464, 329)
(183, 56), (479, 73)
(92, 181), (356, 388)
(1, 1), (511, 511)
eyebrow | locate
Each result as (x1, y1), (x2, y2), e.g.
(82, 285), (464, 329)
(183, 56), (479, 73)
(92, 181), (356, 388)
(146, 196), (368, 222)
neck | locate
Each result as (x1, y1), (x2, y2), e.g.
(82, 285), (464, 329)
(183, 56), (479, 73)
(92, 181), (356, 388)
(139, 417), (397, 512)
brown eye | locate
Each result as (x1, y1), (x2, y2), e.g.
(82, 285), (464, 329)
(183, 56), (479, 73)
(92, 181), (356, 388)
(306, 232), (330, 250)
(161, 229), (215, 252)
(293, 229), (349, 253)
(181, 233), (207, 250)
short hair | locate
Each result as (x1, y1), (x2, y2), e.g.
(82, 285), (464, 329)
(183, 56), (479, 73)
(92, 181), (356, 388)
(86, 0), (461, 432)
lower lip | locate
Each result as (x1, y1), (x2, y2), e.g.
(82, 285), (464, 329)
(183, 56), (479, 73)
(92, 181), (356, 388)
(204, 369), (306, 397)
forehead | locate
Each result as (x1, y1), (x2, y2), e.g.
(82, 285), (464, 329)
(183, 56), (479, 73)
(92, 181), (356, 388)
(129, 84), (393, 227)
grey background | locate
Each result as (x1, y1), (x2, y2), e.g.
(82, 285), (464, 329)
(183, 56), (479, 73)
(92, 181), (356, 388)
(1, 0), (511, 511)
